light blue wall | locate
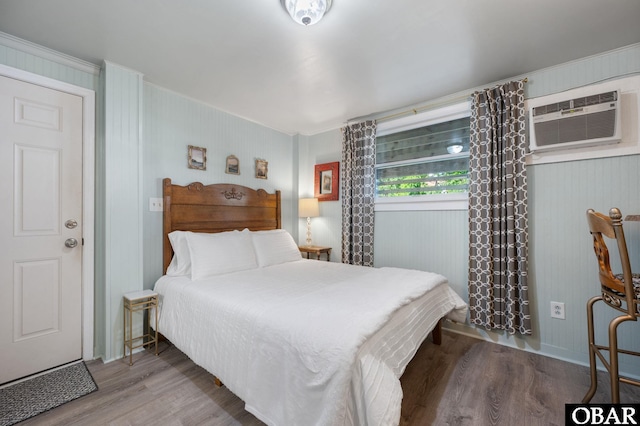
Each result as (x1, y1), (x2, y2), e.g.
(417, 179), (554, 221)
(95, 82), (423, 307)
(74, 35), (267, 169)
(527, 155), (640, 364)
(0, 42), (98, 90)
(297, 131), (343, 260)
(142, 84), (295, 289)
(303, 43), (640, 376)
(100, 62), (145, 361)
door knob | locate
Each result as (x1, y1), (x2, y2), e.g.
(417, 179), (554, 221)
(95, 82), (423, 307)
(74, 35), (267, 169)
(65, 238), (78, 248)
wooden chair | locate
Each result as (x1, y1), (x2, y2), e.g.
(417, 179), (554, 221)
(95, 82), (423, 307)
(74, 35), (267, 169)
(583, 208), (640, 403)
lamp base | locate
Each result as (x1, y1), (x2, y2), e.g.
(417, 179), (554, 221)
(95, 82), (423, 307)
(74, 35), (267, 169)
(306, 217), (312, 246)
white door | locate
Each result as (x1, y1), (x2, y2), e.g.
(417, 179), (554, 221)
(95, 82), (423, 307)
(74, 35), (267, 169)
(0, 75), (83, 384)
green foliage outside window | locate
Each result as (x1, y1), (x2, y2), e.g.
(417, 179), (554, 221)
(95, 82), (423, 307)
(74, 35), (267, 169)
(376, 170), (468, 197)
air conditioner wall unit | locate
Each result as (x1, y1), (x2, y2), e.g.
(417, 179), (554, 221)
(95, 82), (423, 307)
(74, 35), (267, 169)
(528, 87), (621, 152)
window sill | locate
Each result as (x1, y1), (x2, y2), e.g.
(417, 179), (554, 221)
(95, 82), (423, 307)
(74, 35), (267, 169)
(375, 194), (468, 212)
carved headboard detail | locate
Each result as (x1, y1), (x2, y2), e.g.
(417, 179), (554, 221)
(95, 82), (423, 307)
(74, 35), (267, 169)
(162, 178), (281, 273)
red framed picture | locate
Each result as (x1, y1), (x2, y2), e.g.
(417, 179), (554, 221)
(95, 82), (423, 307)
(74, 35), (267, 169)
(314, 162), (340, 201)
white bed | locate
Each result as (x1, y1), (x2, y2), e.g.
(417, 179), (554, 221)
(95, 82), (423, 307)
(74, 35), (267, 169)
(155, 179), (467, 426)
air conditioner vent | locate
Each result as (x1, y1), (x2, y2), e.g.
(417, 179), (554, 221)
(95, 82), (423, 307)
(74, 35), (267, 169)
(529, 88), (621, 152)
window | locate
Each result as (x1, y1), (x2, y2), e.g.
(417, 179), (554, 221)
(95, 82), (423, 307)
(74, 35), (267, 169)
(375, 102), (471, 211)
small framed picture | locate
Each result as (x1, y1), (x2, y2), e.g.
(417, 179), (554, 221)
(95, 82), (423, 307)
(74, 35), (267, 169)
(255, 159), (268, 179)
(314, 161), (340, 201)
(225, 155), (240, 175)
(188, 145), (206, 170)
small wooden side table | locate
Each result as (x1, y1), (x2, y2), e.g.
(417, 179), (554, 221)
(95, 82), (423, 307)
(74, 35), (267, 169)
(299, 245), (332, 261)
(123, 289), (159, 366)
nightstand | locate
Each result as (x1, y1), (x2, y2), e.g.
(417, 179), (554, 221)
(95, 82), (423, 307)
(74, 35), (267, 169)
(123, 289), (159, 366)
(299, 245), (332, 261)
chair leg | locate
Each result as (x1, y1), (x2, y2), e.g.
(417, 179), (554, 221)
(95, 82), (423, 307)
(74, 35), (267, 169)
(609, 318), (620, 404)
(582, 296), (600, 403)
(608, 314), (635, 404)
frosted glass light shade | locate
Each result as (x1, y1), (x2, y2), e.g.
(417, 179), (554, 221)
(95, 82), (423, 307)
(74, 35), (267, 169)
(299, 198), (319, 218)
(447, 144), (463, 154)
(281, 0), (332, 26)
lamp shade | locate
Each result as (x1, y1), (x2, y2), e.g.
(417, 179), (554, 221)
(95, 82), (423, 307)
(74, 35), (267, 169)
(299, 198), (319, 218)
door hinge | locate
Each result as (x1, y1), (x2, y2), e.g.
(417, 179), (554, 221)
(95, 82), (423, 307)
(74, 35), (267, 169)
(82, 238), (84, 246)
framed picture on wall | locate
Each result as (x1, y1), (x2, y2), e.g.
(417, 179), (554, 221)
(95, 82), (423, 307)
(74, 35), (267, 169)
(255, 159), (268, 179)
(188, 145), (206, 170)
(225, 155), (240, 175)
(314, 161), (339, 201)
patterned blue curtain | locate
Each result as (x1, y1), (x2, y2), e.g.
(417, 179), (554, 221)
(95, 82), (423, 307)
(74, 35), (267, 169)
(468, 80), (531, 335)
(341, 121), (377, 266)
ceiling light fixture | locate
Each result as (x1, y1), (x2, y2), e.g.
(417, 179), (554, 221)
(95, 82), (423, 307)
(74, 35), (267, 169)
(446, 144), (464, 154)
(281, 0), (332, 26)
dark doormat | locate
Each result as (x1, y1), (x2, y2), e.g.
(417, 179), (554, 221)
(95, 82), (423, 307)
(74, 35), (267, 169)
(0, 361), (98, 426)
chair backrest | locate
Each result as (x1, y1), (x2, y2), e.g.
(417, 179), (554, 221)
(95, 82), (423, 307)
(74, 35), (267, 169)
(586, 208), (637, 316)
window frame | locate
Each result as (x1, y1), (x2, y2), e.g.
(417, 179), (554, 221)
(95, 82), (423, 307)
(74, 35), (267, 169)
(375, 101), (471, 212)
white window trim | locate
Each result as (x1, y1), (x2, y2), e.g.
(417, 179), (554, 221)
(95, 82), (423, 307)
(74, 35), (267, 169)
(375, 101), (471, 211)
(375, 193), (468, 211)
(377, 101), (471, 136)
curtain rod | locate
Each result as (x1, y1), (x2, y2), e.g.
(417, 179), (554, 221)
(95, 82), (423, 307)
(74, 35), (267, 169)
(349, 77), (528, 125)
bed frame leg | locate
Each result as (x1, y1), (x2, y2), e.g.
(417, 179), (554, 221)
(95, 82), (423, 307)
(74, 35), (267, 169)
(214, 376), (223, 387)
(431, 318), (443, 345)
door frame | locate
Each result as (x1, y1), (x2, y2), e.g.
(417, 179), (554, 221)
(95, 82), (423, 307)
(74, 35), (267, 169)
(0, 63), (95, 360)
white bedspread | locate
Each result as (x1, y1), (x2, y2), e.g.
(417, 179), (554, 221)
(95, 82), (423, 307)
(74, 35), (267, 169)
(154, 259), (467, 426)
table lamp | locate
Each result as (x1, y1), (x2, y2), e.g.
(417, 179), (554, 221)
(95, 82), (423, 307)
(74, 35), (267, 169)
(299, 197), (319, 246)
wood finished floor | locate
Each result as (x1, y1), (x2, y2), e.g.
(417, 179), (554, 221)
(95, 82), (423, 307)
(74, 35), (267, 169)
(17, 331), (640, 426)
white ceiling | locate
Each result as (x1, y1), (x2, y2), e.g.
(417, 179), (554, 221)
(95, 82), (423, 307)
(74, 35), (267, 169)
(1, 0), (639, 135)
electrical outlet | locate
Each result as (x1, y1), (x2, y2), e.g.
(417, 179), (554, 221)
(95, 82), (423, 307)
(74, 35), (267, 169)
(149, 197), (163, 212)
(551, 301), (565, 319)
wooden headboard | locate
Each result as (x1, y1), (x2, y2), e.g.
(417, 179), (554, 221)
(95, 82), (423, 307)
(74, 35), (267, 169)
(162, 178), (282, 273)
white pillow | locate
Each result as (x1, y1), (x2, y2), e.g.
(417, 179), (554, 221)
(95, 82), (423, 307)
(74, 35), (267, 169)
(166, 231), (192, 276)
(187, 230), (258, 280)
(251, 229), (302, 267)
